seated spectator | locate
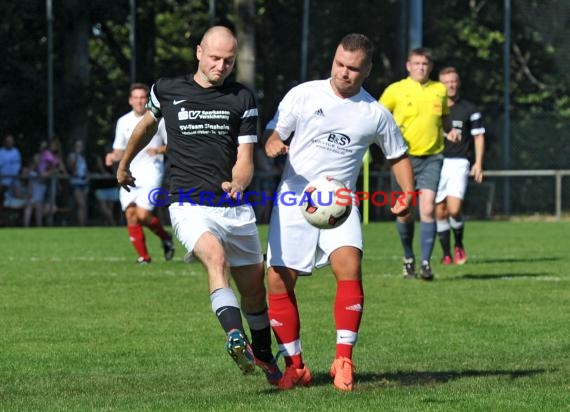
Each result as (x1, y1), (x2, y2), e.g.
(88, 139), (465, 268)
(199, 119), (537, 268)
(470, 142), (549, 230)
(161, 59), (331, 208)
(3, 171), (28, 210)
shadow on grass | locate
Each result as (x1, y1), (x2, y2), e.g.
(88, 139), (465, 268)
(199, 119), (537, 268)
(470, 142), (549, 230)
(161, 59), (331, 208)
(452, 272), (552, 281)
(302, 368), (549, 388)
(470, 256), (561, 264)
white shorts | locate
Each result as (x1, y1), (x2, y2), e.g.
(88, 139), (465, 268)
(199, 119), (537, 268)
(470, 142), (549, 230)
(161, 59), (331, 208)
(266, 201), (363, 275)
(169, 203), (263, 267)
(119, 177), (162, 211)
(435, 158), (470, 203)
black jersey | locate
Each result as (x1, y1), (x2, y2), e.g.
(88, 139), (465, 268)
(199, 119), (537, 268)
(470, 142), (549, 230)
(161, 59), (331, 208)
(443, 98), (485, 162)
(148, 75), (258, 206)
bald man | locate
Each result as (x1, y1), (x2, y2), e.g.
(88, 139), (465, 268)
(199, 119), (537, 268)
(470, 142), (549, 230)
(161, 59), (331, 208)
(116, 26), (281, 384)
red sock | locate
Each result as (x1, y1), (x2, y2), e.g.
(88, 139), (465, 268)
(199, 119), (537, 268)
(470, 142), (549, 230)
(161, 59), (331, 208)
(268, 292), (303, 368)
(334, 280), (364, 359)
(127, 224), (150, 260)
(147, 215), (169, 241)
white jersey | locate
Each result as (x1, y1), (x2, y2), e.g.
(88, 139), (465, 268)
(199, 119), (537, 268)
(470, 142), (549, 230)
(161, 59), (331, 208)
(113, 111), (167, 181)
(266, 79), (407, 194)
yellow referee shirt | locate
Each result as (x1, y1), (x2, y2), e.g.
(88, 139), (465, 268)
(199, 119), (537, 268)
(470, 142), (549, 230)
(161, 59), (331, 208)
(379, 77), (448, 156)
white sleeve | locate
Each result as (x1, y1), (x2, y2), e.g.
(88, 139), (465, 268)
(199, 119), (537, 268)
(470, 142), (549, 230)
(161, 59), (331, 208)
(156, 118), (167, 145)
(148, 84), (162, 120)
(376, 106), (408, 159)
(112, 117), (128, 150)
(265, 85), (303, 141)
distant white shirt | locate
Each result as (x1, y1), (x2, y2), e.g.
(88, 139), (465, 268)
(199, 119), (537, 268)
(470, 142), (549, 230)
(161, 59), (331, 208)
(266, 79), (407, 194)
(113, 111), (167, 181)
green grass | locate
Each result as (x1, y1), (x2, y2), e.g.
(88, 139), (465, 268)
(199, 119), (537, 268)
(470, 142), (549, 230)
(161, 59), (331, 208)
(1, 222), (569, 411)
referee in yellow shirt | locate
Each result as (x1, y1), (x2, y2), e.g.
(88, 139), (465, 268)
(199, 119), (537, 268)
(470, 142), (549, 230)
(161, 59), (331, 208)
(380, 48), (458, 281)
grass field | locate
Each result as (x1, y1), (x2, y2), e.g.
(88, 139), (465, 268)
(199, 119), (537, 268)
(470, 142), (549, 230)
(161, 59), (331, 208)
(1, 221), (569, 411)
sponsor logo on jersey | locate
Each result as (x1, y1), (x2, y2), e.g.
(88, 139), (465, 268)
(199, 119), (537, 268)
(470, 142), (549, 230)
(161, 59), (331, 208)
(177, 108), (230, 121)
(314, 108), (325, 117)
(327, 133), (351, 146)
(173, 99), (187, 105)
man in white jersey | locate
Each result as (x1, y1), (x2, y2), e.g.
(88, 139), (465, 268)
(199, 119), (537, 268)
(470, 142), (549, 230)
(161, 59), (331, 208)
(106, 83), (174, 264)
(264, 33), (415, 391)
(115, 27), (281, 385)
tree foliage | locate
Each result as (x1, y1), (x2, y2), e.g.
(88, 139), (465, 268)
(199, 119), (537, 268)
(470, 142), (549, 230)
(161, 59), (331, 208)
(1, 0), (569, 171)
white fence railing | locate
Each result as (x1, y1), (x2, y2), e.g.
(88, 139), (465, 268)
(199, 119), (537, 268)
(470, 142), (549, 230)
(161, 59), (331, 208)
(2, 170), (570, 225)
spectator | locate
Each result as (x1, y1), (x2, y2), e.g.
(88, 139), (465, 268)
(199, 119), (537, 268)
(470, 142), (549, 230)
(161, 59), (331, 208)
(93, 147), (120, 226)
(23, 155), (46, 227)
(67, 139), (89, 226)
(0, 133), (22, 203)
(38, 139), (68, 220)
(3, 166), (28, 210)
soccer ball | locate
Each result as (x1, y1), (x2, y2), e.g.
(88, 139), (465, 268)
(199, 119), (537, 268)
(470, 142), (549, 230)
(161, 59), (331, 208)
(299, 176), (352, 229)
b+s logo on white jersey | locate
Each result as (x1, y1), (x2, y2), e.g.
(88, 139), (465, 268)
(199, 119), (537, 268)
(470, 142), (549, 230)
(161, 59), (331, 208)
(327, 133), (351, 146)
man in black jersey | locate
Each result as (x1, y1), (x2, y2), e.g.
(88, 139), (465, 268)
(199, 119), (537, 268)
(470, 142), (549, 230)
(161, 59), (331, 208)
(436, 67), (485, 265)
(116, 26), (281, 384)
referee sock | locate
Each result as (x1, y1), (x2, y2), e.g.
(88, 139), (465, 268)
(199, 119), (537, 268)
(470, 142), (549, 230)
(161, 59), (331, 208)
(268, 292), (303, 368)
(334, 280), (363, 359)
(396, 221), (415, 259)
(127, 224), (150, 260)
(420, 221), (437, 263)
(450, 215), (465, 248)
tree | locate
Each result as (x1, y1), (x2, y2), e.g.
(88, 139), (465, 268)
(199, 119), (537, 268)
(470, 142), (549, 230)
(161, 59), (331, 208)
(1, 0), (569, 174)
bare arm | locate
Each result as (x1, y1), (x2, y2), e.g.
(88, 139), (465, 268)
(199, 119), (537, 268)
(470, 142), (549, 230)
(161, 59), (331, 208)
(116, 111), (159, 191)
(470, 134), (485, 183)
(221, 142), (255, 200)
(389, 154), (415, 217)
(442, 115), (460, 142)
(264, 130), (289, 158)
(105, 149), (124, 167)
(146, 145), (167, 156)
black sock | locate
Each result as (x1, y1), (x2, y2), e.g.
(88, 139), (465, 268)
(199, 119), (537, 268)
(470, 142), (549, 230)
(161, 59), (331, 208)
(453, 226), (464, 248)
(439, 229), (451, 257)
(450, 216), (465, 248)
(249, 326), (273, 362)
(215, 306), (244, 334)
(244, 309), (274, 362)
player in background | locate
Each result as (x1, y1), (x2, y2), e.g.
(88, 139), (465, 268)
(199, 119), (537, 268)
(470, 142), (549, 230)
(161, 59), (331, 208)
(115, 26), (281, 384)
(264, 33), (414, 391)
(379, 48), (459, 281)
(436, 67), (485, 265)
(106, 83), (174, 264)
